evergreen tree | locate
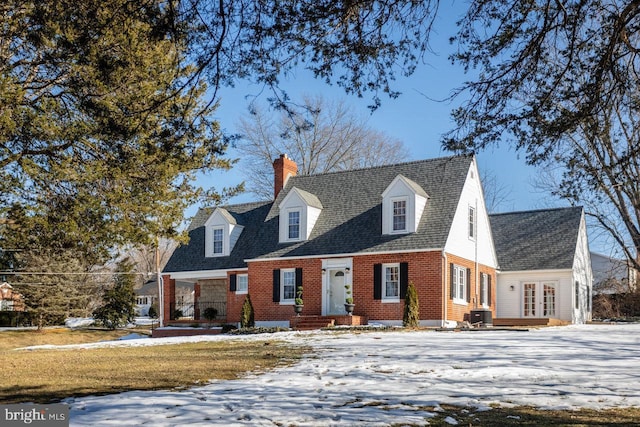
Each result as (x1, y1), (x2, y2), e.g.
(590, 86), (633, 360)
(241, 294), (255, 328)
(93, 260), (137, 330)
(403, 281), (419, 328)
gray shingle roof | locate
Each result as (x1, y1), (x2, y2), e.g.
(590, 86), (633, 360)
(489, 207), (584, 271)
(164, 155), (473, 273)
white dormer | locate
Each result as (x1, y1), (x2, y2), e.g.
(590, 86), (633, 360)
(204, 208), (244, 257)
(279, 187), (323, 243)
(381, 174), (428, 235)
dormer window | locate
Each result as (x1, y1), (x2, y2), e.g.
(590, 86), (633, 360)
(212, 227), (224, 254)
(382, 175), (428, 235)
(279, 187), (322, 243)
(288, 211), (301, 239)
(204, 208), (244, 257)
(392, 199), (407, 232)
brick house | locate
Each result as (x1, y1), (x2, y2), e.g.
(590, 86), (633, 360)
(162, 154), (498, 328)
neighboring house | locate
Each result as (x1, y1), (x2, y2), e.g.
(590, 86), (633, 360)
(163, 154), (498, 327)
(591, 252), (637, 294)
(0, 282), (25, 312)
(135, 280), (195, 317)
(489, 207), (593, 325)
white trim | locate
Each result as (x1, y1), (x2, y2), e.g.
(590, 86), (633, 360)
(236, 273), (248, 294)
(381, 263), (401, 302)
(245, 247), (443, 263)
(164, 269), (246, 280)
(498, 268), (572, 275)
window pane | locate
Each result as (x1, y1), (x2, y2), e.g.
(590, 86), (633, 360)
(385, 266), (399, 297)
(283, 271), (295, 299)
(468, 207), (475, 238)
(288, 211), (300, 239)
(213, 228), (223, 253)
(393, 200), (406, 231)
(237, 275), (248, 292)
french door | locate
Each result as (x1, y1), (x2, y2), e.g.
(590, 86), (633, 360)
(523, 282), (557, 318)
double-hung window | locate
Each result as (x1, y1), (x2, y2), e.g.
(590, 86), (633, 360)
(383, 263), (400, 300)
(237, 274), (248, 294)
(392, 199), (407, 232)
(288, 211), (300, 240)
(282, 269), (296, 302)
(212, 227), (224, 255)
(468, 206), (476, 239)
(452, 265), (468, 303)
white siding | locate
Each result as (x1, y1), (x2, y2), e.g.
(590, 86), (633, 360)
(496, 270), (574, 321)
(572, 213), (593, 323)
(444, 160), (497, 268)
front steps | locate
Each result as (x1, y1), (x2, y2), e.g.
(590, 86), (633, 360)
(290, 315), (367, 330)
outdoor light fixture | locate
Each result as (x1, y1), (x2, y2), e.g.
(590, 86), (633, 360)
(322, 268), (326, 274)
(510, 285), (515, 291)
(345, 267), (350, 273)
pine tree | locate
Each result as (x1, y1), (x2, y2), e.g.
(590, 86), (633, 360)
(403, 281), (420, 328)
(93, 260), (137, 329)
(241, 294), (255, 328)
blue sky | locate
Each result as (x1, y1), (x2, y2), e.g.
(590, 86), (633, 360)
(196, 4), (551, 216)
(191, 4), (617, 256)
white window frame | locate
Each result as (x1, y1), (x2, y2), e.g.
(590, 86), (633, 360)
(391, 197), (408, 233)
(281, 269), (296, 304)
(453, 265), (468, 304)
(382, 263), (400, 302)
(468, 205), (476, 240)
(480, 273), (488, 307)
(212, 227), (224, 255)
(287, 210), (301, 241)
(236, 274), (248, 294)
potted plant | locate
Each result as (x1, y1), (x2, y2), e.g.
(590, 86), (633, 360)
(294, 285), (304, 316)
(344, 284), (355, 315)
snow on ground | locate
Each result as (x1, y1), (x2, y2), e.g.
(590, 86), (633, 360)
(45, 323), (640, 426)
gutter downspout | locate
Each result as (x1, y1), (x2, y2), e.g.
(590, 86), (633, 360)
(442, 249), (447, 327)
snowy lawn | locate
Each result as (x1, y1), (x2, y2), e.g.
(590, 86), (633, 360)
(53, 323), (640, 426)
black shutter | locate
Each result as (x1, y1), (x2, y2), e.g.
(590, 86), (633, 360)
(488, 274), (492, 306)
(230, 274), (237, 292)
(466, 268), (471, 303)
(400, 262), (409, 299)
(373, 264), (382, 300)
(450, 263), (455, 300)
(295, 268), (303, 300)
(272, 269), (280, 302)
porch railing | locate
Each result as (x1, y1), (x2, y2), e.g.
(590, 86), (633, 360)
(169, 301), (226, 321)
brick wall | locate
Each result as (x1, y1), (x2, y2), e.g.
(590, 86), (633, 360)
(445, 253), (496, 322)
(240, 251), (449, 323)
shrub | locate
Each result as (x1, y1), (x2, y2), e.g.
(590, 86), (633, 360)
(403, 281), (420, 328)
(147, 304), (158, 318)
(241, 294), (255, 328)
(203, 307), (218, 321)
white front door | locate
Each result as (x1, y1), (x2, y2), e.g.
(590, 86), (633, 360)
(523, 282), (557, 318)
(327, 269), (345, 315)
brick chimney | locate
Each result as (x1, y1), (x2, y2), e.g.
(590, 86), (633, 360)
(273, 153), (298, 198)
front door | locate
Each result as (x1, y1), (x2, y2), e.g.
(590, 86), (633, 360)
(327, 270), (345, 315)
(523, 282), (557, 318)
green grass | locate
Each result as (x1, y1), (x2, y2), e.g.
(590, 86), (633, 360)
(0, 328), (305, 404)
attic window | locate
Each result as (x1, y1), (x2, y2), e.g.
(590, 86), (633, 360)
(212, 227), (224, 254)
(393, 199), (407, 232)
(381, 175), (428, 235)
(288, 211), (300, 239)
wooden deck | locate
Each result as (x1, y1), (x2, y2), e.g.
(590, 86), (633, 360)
(493, 318), (569, 327)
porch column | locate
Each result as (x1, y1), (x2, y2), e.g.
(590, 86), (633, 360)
(162, 275), (175, 326)
(193, 282), (201, 320)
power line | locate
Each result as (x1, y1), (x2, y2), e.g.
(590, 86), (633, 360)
(0, 271), (149, 275)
